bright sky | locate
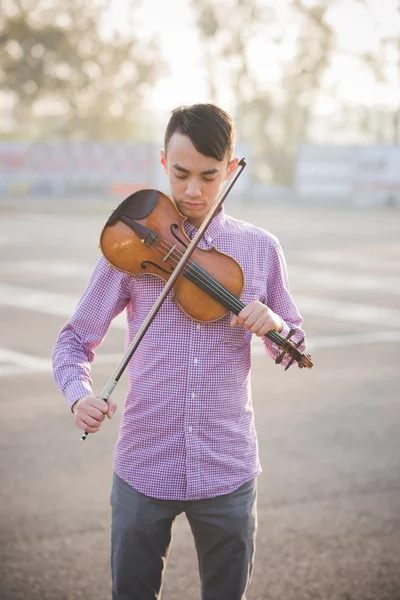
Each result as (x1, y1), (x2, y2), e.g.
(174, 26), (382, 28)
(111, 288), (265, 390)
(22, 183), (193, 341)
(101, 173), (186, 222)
(108, 0), (206, 116)
(107, 0), (400, 117)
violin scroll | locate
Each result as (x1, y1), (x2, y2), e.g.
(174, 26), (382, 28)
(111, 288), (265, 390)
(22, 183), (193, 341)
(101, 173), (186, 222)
(273, 328), (313, 370)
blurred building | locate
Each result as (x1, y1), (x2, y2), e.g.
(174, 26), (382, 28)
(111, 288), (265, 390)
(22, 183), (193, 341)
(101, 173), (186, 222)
(0, 141), (250, 200)
(295, 145), (400, 206)
(1, 141), (400, 207)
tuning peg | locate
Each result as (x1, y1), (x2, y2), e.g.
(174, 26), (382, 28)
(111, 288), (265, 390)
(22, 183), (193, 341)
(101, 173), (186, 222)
(284, 336), (305, 371)
(275, 329), (296, 365)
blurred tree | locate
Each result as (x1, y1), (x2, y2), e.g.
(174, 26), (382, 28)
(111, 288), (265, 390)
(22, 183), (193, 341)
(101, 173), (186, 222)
(192, 0), (272, 141)
(0, 0), (162, 140)
(193, 3), (219, 104)
(373, 0), (400, 144)
(334, 0), (400, 145)
(192, 0), (337, 185)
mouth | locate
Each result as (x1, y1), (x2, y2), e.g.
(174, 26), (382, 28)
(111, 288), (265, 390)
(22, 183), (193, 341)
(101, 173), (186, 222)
(181, 201), (203, 209)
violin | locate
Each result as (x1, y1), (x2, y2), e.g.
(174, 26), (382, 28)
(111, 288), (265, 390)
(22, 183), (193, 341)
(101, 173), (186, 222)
(100, 188), (313, 371)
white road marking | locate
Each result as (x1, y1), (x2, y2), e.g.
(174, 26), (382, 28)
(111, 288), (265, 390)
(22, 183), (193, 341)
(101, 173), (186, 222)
(2, 260), (400, 297)
(2, 284), (400, 329)
(0, 260), (95, 279)
(252, 330), (400, 354)
(1, 329), (399, 378)
(296, 251), (400, 271)
(0, 284), (126, 329)
(0, 365), (31, 377)
(290, 267), (400, 295)
(288, 222), (400, 236)
(295, 295), (400, 328)
(0, 347), (124, 377)
(0, 347), (50, 370)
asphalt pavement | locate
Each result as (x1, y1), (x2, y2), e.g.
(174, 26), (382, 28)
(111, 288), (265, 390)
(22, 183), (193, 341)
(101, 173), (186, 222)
(0, 197), (399, 600)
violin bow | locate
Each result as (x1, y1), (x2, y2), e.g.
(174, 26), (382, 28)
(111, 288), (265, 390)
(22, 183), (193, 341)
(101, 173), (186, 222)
(80, 159), (247, 440)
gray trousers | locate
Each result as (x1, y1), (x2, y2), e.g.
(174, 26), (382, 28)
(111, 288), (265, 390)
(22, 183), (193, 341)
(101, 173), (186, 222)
(110, 472), (257, 600)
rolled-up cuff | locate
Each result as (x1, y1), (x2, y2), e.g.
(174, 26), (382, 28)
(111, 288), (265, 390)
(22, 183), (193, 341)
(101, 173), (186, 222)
(64, 380), (93, 412)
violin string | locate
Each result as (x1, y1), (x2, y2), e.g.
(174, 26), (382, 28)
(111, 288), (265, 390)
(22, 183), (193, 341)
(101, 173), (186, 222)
(152, 237), (287, 349)
(153, 237), (245, 312)
(158, 240), (293, 351)
(150, 236), (289, 351)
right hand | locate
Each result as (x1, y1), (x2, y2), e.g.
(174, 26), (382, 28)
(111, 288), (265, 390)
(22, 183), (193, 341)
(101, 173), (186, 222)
(72, 395), (117, 434)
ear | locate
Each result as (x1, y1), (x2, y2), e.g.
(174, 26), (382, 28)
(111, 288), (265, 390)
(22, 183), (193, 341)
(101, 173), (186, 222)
(226, 157), (240, 179)
(160, 149), (168, 174)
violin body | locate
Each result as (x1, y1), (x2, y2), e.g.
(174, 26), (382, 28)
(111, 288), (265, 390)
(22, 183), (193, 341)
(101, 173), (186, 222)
(99, 188), (312, 370)
(100, 189), (245, 322)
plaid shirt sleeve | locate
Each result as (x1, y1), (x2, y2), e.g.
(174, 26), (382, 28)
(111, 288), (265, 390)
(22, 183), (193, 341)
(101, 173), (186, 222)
(52, 257), (131, 410)
(261, 236), (306, 365)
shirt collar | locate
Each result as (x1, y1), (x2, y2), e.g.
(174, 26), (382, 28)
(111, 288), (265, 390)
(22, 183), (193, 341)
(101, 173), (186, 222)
(183, 206), (226, 248)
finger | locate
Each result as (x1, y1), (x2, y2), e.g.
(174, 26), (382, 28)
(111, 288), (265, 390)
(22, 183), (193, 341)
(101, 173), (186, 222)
(78, 414), (102, 428)
(86, 406), (106, 422)
(258, 318), (277, 336)
(242, 314), (264, 334)
(90, 398), (109, 413)
(76, 419), (101, 433)
(237, 306), (254, 326)
(254, 318), (272, 336)
(249, 316), (267, 334)
(242, 308), (263, 328)
(106, 402), (118, 419)
(230, 314), (238, 327)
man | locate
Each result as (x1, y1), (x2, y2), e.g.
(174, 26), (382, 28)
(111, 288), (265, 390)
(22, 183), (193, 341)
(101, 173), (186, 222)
(53, 103), (306, 600)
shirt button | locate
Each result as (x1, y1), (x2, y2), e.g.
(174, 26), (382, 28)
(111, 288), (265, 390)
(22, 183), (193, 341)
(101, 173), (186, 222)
(194, 358), (198, 365)
(196, 324), (201, 330)
(188, 426), (193, 433)
(207, 236), (212, 243)
(191, 392), (196, 399)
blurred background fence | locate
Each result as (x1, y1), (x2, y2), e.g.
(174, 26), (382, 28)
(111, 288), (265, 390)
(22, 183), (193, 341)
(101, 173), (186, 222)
(0, 140), (250, 199)
(1, 140), (400, 206)
(296, 144), (400, 206)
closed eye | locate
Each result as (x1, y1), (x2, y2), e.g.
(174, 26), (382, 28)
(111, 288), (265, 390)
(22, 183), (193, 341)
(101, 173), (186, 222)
(174, 172), (216, 182)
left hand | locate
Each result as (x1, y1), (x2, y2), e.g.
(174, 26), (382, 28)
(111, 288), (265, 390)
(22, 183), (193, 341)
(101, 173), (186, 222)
(230, 301), (283, 337)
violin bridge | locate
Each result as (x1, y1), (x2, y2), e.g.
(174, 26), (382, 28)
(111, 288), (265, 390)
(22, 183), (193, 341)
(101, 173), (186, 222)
(162, 245), (177, 262)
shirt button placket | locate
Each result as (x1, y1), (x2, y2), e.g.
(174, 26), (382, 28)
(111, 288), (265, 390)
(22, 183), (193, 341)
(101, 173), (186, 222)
(185, 322), (202, 498)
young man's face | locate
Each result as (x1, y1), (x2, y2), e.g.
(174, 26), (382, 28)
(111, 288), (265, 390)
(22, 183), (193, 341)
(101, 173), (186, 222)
(160, 133), (238, 227)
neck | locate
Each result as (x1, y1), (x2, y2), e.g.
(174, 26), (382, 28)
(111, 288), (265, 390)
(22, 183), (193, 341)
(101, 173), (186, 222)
(187, 216), (204, 228)
(187, 205), (223, 229)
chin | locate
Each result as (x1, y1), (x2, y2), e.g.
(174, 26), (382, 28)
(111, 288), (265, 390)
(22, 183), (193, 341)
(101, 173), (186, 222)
(177, 201), (199, 213)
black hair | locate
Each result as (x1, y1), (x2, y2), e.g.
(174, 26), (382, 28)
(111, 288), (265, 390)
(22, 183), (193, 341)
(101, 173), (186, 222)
(164, 103), (235, 161)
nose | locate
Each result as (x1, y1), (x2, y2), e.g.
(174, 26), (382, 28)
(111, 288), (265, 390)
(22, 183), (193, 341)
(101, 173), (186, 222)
(185, 179), (201, 199)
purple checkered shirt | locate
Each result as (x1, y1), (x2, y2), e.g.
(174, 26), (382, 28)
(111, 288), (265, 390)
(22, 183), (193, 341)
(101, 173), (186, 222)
(53, 206), (306, 501)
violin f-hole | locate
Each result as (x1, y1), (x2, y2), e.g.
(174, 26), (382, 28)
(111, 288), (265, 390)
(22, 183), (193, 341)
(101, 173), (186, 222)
(141, 261), (174, 275)
(170, 223), (188, 249)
